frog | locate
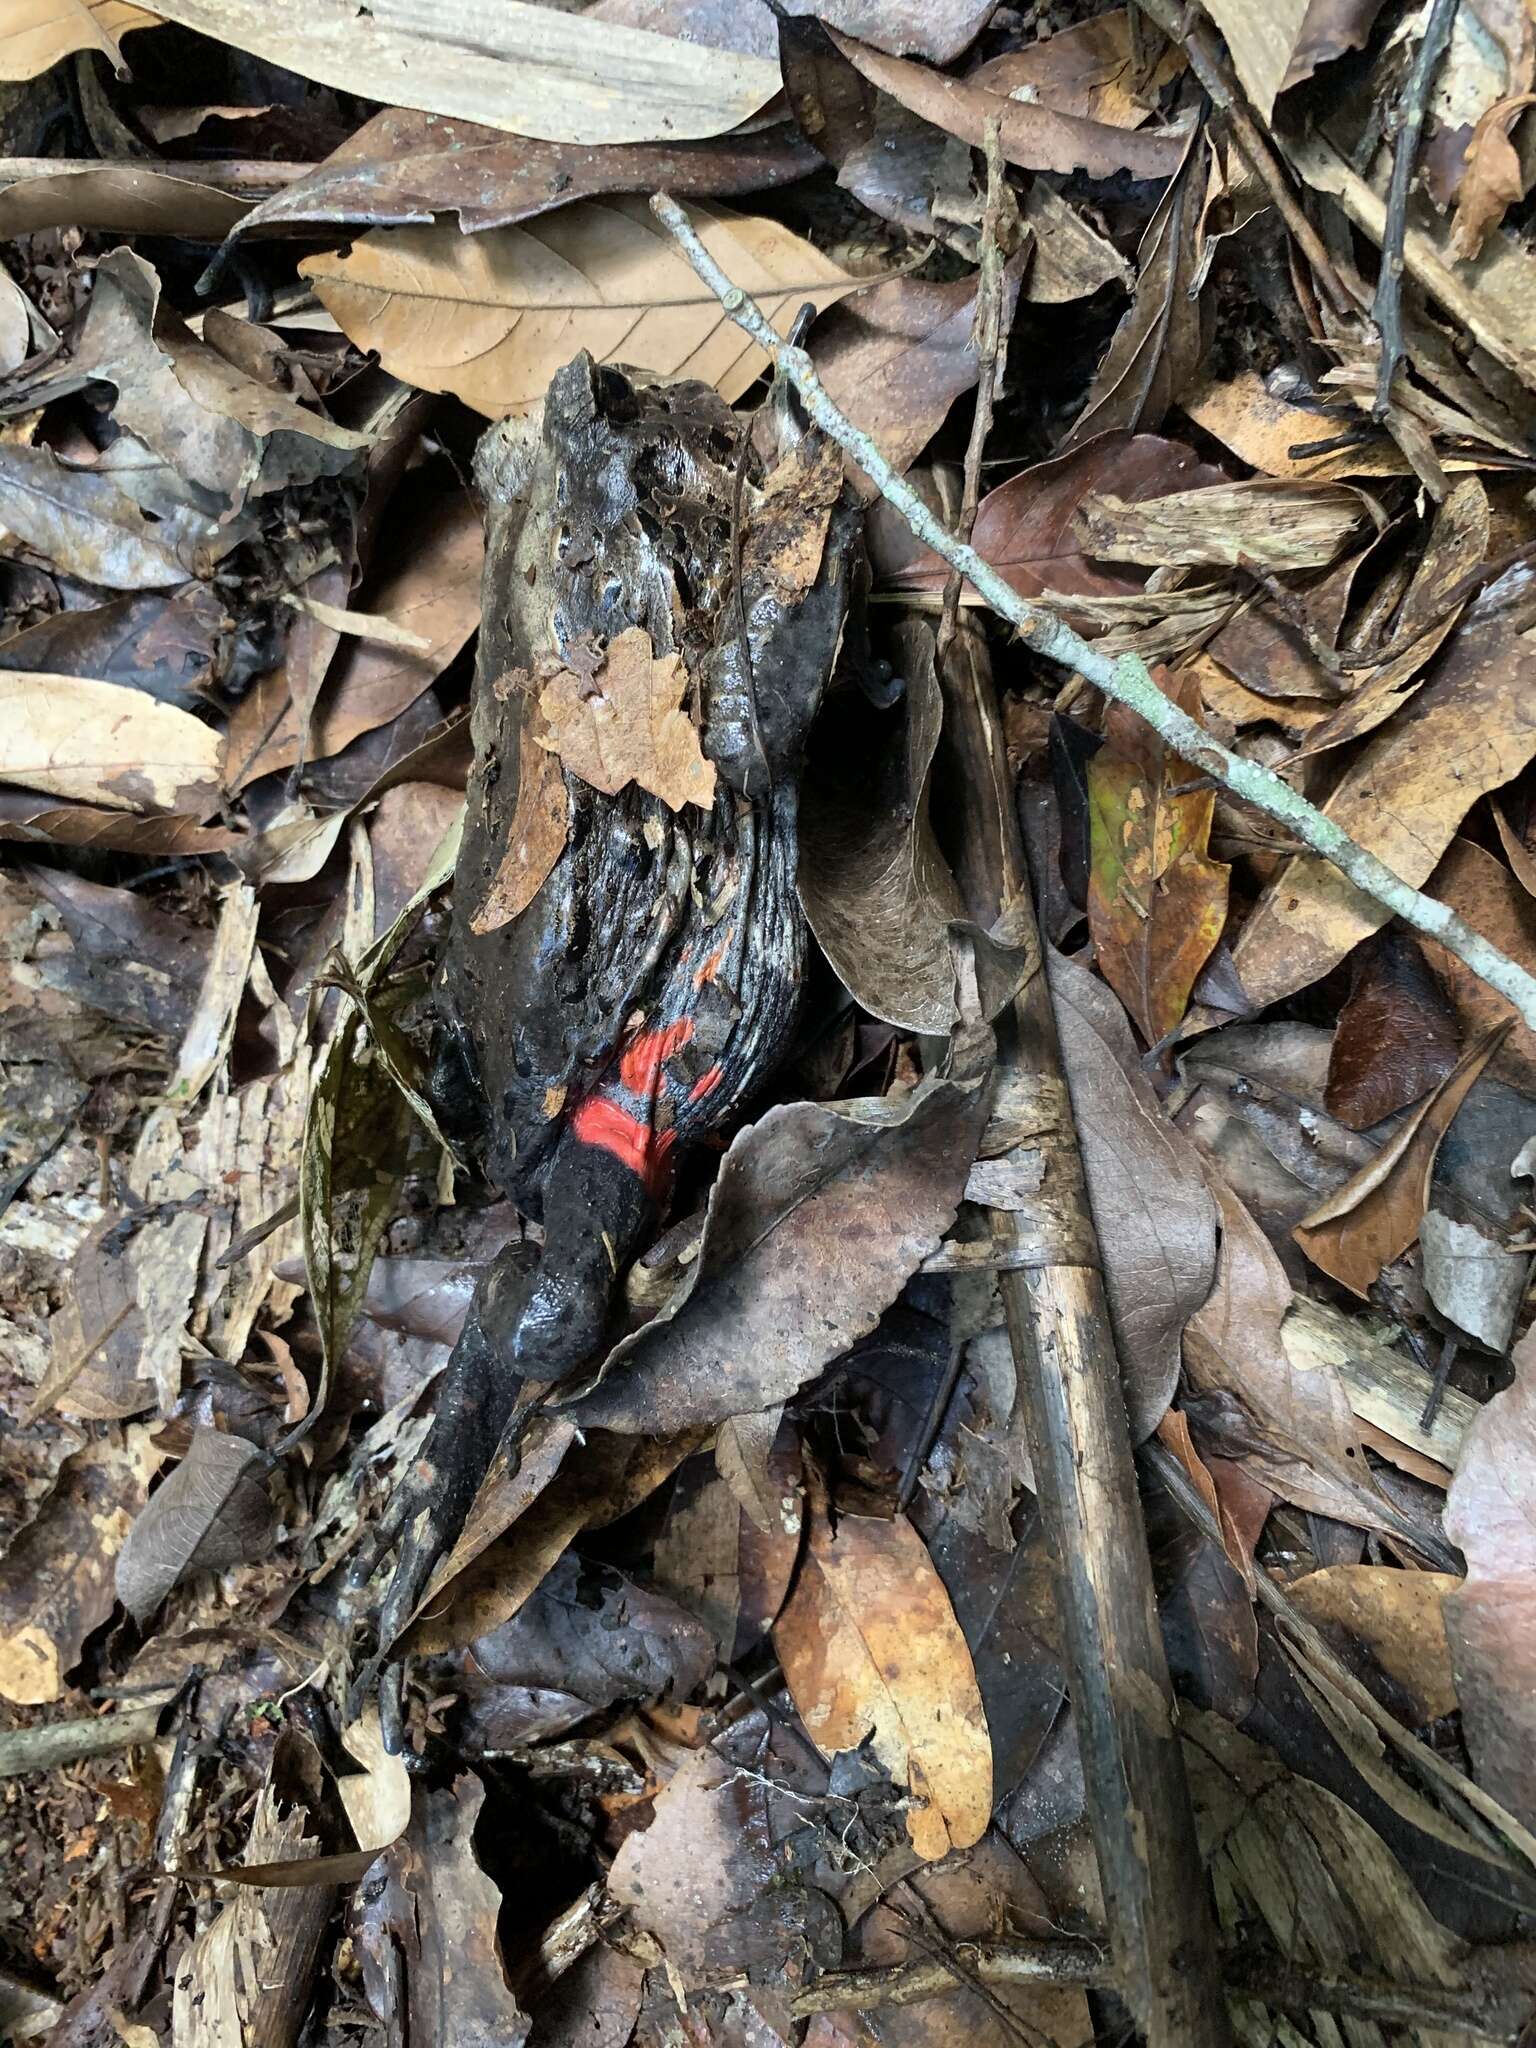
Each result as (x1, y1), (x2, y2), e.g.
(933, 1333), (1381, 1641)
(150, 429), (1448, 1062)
(359, 347), (864, 1707)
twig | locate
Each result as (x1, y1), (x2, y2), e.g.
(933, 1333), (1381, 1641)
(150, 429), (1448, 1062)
(0, 1704), (162, 1780)
(0, 155), (314, 193)
(649, 191), (1536, 1034)
(1373, 0), (1462, 418)
(791, 1941), (1529, 2041)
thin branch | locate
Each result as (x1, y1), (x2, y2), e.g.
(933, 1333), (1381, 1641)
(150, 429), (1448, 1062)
(792, 1941), (1529, 2042)
(649, 191), (1536, 1034)
(1373, 0), (1462, 417)
(0, 1704), (162, 1779)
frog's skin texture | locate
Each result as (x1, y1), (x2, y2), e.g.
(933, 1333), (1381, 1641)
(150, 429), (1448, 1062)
(365, 352), (863, 1681)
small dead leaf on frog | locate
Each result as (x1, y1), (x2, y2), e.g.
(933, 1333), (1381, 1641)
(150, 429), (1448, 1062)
(537, 625), (716, 811)
(471, 727), (570, 933)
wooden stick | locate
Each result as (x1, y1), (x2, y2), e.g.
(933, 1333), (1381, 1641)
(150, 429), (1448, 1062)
(0, 1704), (162, 1779)
(648, 192), (1536, 1033)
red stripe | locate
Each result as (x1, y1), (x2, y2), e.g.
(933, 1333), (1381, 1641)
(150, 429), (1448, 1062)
(687, 1064), (723, 1105)
(618, 1016), (694, 1097)
(570, 1094), (676, 1196)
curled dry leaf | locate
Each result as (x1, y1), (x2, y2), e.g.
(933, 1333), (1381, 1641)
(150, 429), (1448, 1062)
(1050, 946), (1217, 1440)
(0, 675), (221, 815)
(1224, 562), (1536, 1016)
(1087, 669), (1230, 1044)
(774, 1496), (992, 1861)
(301, 197), (860, 417)
(535, 627), (716, 812)
(217, 104), (817, 258)
(571, 1059), (989, 1437)
(826, 28), (1190, 180)
(470, 727), (569, 935)
(800, 621), (964, 1033)
(1294, 1020), (1511, 1296)
(114, 1427), (272, 1625)
(0, 1426), (161, 1704)
(74, 249), (368, 512)
(140, 0), (779, 145)
(1077, 479), (1377, 571)
(1445, 1326), (1536, 1828)
(0, 164), (251, 240)
(781, 0), (998, 66)
(1451, 93), (1536, 258)
(969, 11), (1185, 128)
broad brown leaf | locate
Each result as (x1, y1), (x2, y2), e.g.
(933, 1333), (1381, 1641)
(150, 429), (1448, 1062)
(871, 431), (1225, 601)
(1077, 478), (1375, 571)
(1450, 93), (1536, 259)
(774, 1496), (992, 1861)
(1420, 836), (1536, 1090)
(0, 444), (193, 590)
(534, 627), (715, 812)
(1287, 1566), (1460, 1723)
(216, 105), (816, 257)
(301, 197), (860, 417)
(1445, 1325), (1536, 1827)
(1087, 671), (1230, 1043)
(1294, 1019), (1510, 1295)
(114, 1428), (272, 1624)
(1324, 928), (1460, 1129)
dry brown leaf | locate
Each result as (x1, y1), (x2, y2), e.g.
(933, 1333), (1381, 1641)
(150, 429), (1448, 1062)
(1077, 478), (1376, 571)
(827, 28), (1190, 180)
(114, 1427), (271, 1624)
(301, 197), (859, 417)
(1181, 367), (1428, 481)
(1286, 1566), (1460, 1722)
(1451, 94), (1536, 258)
(968, 12), (1185, 129)
(1445, 1325), (1536, 1827)
(1222, 569), (1536, 1014)
(1293, 1020), (1511, 1295)
(1420, 836), (1536, 1090)
(1198, 0), (1310, 118)
(0, 1425), (161, 1703)
(130, 0), (779, 144)
(774, 1496), (992, 1860)
(0, 163), (249, 240)
(0, 674), (221, 814)
(0, 0), (158, 79)
(536, 626), (715, 812)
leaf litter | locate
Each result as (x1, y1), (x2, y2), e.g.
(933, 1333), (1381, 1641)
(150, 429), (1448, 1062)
(0, 4), (1533, 2046)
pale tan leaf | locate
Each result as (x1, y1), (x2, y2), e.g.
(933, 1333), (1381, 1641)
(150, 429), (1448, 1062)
(0, 673), (220, 813)
(1286, 1566), (1460, 1722)
(774, 1499), (992, 1861)
(1198, 0), (1308, 120)
(337, 1709), (412, 1852)
(535, 626), (716, 811)
(130, 0), (779, 144)
(0, 0), (159, 81)
(1078, 478), (1376, 570)
(300, 197), (860, 417)
(470, 718), (569, 935)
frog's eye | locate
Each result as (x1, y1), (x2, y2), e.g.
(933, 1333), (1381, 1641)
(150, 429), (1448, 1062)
(556, 523), (572, 560)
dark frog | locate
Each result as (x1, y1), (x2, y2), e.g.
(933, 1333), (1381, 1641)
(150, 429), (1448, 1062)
(364, 349), (864, 1678)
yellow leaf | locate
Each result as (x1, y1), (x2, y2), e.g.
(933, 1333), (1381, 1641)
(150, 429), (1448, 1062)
(300, 197), (860, 417)
(0, 672), (221, 813)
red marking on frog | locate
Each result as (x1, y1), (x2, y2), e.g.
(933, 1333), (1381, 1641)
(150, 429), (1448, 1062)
(570, 1015), (697, 1198)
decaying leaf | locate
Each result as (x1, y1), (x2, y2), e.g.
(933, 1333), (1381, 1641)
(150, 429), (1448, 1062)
(0, 674), (221, 816)
(114, 1426), (272, 1624)
(0, 1426), (161, 1703)
(1294, 1020), (1510, 1295)
(0, 444), (195, 590)
(1445, 1326), (1536, 1827)
(800, 621), (965, 1032)
(774, 1494), (993, 1860)
(1420, 836), (1536, 1091)
(301, 197), (860, 417)
(1451, 93), (1536, 258)
(1323, 928), (1461, 1130)
(470, 726), (569, 935)
(1087, 670), (1230, 1044)
(1077, 478), (1376, 571)
(534, 627), (716, 811)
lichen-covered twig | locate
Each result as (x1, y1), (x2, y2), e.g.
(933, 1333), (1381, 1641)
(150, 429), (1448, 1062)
(650, 191), (1536, 1034)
